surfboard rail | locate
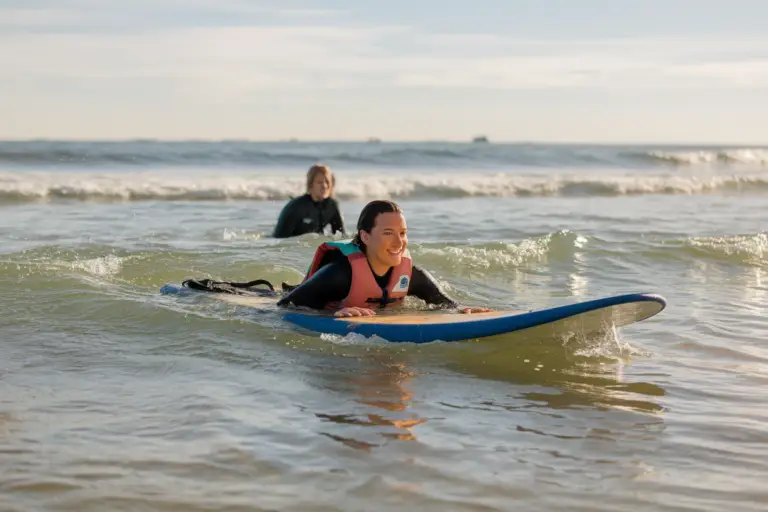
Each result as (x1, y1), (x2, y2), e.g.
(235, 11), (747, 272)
(160, 284), (666, 344)
(282, 292), (666, 343)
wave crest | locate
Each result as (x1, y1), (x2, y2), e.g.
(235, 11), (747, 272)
(1, 171), (767, 204)
(634, 149), (768, 166)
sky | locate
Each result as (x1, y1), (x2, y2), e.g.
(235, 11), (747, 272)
(2, 0), (768, 143)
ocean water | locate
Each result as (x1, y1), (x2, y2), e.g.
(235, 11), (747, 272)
(1, 141), (767, 511)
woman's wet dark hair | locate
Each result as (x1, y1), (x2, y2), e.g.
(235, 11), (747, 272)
(352, 200), (403, 251)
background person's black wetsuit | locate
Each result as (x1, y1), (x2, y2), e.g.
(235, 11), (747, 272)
(273, 194), (345, 238)
(277, 250), (459, 310)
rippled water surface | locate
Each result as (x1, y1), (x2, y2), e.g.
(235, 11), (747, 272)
(2, 143), (767, 511)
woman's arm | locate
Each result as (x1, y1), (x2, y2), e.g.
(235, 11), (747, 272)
(277, 259), (351, 310)
(407, 265), (459, 308)
(329, 199), (346, 236)
(408, 266), (492, 313)
(272, 198), (301, 238)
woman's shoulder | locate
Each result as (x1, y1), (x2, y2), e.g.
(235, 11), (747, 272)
(291, 193), (312, 204)
(281, 193), (311, 209)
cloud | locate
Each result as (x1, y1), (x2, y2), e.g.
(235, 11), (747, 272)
(0, 1), (341, 35)
(1, 7), (83, 27)
(2, 1), (768, 100)
(0, 25), (407, 98)
(387, 36), (768, 89)
(273, 8), (344, 19)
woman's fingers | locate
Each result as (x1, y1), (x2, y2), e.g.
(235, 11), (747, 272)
(334, 307), (377, 317)
(460, 307), (493, 314)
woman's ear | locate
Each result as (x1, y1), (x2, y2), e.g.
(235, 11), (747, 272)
(360, 230), (370, 245)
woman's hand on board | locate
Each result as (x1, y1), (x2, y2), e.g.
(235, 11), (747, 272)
(334, 307), (377, 317)
(459, 306), (494, 314)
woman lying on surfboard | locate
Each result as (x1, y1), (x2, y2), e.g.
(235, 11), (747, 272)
(277, 199), (493, 318)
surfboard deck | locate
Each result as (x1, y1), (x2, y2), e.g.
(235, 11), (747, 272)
(209, 294), (277, 308)
(159, 284), (666, 343)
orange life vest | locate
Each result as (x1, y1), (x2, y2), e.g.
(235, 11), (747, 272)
(303, 241), (413, 310)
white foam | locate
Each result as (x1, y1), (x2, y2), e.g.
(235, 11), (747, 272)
(416, 237), (553, 270)
(70, 254), (123, 276)
(688, 233), (767, 262)
(648, 149), (768, 166)
(1, 169), (767, 203)
(414, 231), (588, 271)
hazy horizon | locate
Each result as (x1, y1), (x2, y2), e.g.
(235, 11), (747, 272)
(2, 138), (767, 146)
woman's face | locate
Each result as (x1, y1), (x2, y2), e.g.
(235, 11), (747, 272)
(360, 212), (408, 275)
(309, 172), (332, 201)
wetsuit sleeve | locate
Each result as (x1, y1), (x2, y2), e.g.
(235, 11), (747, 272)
(277, 259), (352, 310)
(408, 265), (459, 308)
(330, 199), (346, 236)
(272, 199), (300, 238)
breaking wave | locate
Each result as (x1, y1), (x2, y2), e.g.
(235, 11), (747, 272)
(1, 171), (766, 203)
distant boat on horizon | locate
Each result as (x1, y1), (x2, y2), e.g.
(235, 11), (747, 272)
(472, 135), (489, 143)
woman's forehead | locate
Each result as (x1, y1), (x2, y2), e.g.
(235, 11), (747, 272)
(373, 212), (406, 229)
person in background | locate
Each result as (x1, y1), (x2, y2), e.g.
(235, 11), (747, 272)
(272, 164), (345, 238)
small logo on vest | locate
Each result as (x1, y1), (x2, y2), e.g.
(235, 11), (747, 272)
(392, 274), (409, 293)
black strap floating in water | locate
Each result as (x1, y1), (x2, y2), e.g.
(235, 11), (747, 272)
(182, 278), (276, 296)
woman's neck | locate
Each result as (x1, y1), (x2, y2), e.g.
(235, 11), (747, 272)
(365, 254), (391, 277)
(309, 193), (328, 202)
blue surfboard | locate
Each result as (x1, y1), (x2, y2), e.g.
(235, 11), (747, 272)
(159, 284), (666, 343)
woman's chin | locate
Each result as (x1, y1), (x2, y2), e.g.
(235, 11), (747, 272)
(386, 255), (402, 266)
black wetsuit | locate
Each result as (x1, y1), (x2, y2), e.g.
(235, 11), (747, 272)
(273, 194), (345, 238)
(277, 250), (459, 310)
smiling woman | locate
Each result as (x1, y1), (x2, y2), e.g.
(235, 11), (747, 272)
(277, 199), (492, 317)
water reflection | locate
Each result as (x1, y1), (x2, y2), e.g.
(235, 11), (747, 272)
(306, 320), (667, 454)
(313, 358), (428, 451)
(429, 328), (668, 487)
(739, 267), (766, 314)
(350, 362), (428, 440)
(434, 323), (667, 415)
